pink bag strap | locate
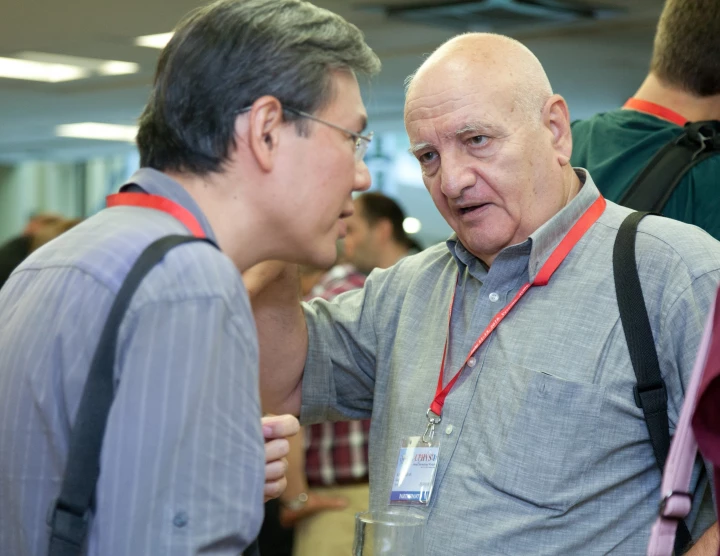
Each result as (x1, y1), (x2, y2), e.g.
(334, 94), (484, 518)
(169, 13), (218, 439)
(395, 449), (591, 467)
(647, 294), (718, 555)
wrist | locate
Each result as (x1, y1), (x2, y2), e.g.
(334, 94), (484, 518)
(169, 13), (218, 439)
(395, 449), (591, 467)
(281, 492), (309, 511)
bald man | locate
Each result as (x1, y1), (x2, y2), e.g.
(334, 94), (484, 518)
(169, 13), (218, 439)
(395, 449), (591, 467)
(247, 33), (720, 554)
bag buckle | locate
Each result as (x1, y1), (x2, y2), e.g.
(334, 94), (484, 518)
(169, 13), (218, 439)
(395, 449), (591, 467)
(658, 491), (693, 521)
(46, 498), (89, 547)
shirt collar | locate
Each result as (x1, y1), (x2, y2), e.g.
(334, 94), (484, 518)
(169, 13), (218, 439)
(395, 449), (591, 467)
(446, 168), (601, 282)
(119, 168), (218, 243)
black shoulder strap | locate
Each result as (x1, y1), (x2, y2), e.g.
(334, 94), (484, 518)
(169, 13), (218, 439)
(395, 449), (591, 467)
(613, 212), (692, 554)
(619, 120), (720, 212)
(47, 235), (217, 556)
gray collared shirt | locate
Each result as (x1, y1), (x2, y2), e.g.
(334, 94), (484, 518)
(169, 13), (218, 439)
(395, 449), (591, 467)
(0, 168), (264, 555)
(301, 171), (720, 555)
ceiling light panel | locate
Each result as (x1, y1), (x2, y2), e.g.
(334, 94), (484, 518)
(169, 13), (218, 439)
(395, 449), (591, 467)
(134, 32), (174, 49)
(16, 52), (139, 76)
(56, 123), (139, 142)
(0, 57), (89, 83)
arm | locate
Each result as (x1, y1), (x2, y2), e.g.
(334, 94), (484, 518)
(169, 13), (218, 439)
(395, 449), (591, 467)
(686, 523), (719, 555)
(244, 261), (307, 416)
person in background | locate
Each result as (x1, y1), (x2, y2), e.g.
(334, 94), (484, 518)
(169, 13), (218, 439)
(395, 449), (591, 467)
(571, 0), (720, 239)
(274, 193), (420, 556)
(0, 0), (380, 554)
(343, 191), (421, 275)
(0, 212), (64, 289)
(246, 32), (720, 555)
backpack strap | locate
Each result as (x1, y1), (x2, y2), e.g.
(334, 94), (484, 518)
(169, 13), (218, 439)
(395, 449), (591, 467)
(619, 120), (720, 212)
(47, 235), (217, 556)
(613, 212), (692, 554)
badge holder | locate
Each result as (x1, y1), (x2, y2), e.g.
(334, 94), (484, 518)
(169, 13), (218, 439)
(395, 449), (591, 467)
(389, 410), (441, 506)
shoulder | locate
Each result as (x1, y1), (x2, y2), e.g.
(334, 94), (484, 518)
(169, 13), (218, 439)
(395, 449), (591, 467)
(598, 201), (720, 290)
(363, 241), (455, 297)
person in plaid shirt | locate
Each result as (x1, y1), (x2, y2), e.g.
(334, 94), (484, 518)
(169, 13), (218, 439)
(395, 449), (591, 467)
(279, 193), (420, 556)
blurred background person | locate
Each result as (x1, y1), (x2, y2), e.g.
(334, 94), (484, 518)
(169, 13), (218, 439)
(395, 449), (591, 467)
(343, 191), (421, 275)
(278, 192), (420, 556)
(0, 213), (77, 289)
(571, 0), (720, 239)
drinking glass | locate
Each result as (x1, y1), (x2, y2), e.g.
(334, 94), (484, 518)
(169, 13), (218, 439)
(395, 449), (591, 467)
(353, 509), (426, 556)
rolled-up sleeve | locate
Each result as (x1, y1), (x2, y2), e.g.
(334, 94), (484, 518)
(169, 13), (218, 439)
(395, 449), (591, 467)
(301, 278), (381, 425)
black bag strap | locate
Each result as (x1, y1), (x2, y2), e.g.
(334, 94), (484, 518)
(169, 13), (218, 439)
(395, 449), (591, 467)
(47, 235), (217, 556)
(618, 120), (720, 212)
(613, 212), (692, 554)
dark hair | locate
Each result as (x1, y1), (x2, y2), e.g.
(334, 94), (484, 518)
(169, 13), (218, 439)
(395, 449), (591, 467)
(137, 0), (381, 175)
(650, 0), (720, 96)
(358, 192), (421, 251)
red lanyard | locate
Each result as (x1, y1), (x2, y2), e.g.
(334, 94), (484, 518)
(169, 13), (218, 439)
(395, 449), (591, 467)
(429, 195), (607, 417)
(623, 98), (688, 127)
(106, 192), (206, 238)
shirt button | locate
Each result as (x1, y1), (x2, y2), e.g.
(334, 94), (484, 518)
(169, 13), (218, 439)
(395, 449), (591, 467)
(467, 356), (477, 368)
(173, 511), (189, 528)
(489, 292), (499, 302)
(445, 425), (454, 435)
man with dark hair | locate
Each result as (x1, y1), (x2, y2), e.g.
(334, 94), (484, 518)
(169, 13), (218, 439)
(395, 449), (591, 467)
(343, 192), (421, 275)
(571, 0), (720, 239)
(0, 1), (380, 555)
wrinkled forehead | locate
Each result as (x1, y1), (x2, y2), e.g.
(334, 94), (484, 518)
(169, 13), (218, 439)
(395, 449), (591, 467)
(404, 75), (518, 140)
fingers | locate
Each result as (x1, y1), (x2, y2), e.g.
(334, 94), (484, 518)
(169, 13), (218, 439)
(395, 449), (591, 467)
(265, 438), (290, 463)
(312, 495), (349, 511)
(262, 414), (300, 440)
(265, 476), (287, 502)
(265, 458), (288, 482)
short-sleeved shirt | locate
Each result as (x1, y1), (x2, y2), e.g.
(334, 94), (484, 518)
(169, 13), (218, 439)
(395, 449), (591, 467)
(571, 109), (720, 240)
(0, 168), (265, 556)
(300, 170), (720, 555)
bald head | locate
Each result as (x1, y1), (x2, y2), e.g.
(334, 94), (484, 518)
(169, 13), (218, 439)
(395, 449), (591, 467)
(406, 33), (553, 124)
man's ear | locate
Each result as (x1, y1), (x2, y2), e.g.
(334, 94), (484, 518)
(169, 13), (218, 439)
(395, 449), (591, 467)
(542, 94), (572, 167)
(235, 95), (285, 172)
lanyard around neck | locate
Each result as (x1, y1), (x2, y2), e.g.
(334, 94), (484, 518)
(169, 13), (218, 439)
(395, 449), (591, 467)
(429, 195), (607, 419)
(623, 98), (688, 127)
(106, 192), (206, 238)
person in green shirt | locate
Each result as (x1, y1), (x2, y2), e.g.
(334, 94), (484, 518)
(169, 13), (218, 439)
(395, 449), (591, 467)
(571, 0), (720, 240)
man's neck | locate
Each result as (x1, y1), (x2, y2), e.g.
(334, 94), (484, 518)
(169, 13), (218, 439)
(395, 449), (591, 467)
(165, 170), (269, 272)
(377, 243), (410, 269)
(631, 73), (720, 122)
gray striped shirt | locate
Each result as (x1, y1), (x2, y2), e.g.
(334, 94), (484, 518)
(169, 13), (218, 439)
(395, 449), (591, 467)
(301, 171), (720, 555)
(0, 168), (264, 555)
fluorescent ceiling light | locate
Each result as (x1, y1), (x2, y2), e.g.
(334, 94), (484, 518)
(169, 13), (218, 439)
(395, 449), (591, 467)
(56, 123), (139, 142)
(0, 57), (89, 83)
(16, 52), (139, 76)
(403, 217), (422, 234)
(135, 32), (174, 49)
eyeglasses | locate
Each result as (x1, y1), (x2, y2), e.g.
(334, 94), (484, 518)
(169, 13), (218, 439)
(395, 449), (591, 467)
(237, 105), (373, 161)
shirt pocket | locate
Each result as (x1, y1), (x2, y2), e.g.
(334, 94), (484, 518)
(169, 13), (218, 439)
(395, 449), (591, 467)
(475, 364), (605, 512)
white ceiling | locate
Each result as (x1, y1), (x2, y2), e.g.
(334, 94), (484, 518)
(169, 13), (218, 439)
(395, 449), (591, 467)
(0, 0), (664, 161)
(0, 0), (666, 244)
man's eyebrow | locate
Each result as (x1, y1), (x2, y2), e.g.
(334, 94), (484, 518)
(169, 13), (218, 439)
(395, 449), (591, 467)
(408, 141), (434, 155)
(356, 115), (368, 134)
(449, 122), (501, 138)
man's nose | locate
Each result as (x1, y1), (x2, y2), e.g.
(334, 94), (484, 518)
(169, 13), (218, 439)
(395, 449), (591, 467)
(439, 155), (476, 199)
(354, 159), (372, 192)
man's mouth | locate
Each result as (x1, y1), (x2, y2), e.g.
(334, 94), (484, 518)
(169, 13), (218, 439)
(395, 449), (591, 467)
(458, 203), (490, 216)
